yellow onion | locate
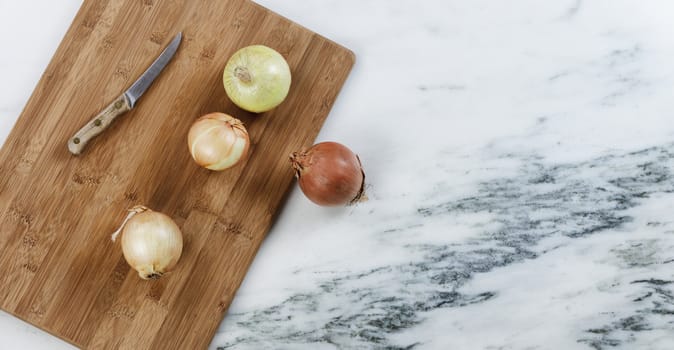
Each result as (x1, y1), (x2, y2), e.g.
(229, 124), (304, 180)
(290, 142), (366, 206)
(111, 205), (183, 280)
(223, 45), (292, 113)
(188, 113), (250, 171)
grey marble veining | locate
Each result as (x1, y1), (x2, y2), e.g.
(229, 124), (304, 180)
(1, 0), (674, 349)
(216, 141), (674, 349)
(214, 1), (674, 349)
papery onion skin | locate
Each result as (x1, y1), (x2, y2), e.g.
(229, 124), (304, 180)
(223, 45), (291, 113)
(120, 207), (183, 280)
(290, 142), (365, 206)
(188, 113), (250, 171)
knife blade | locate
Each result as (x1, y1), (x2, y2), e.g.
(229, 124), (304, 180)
(67, 32), (183, 155)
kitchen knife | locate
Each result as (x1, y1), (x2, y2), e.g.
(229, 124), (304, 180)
(67, 32), (183, 155)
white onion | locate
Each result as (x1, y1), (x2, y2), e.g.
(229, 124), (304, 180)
(188, 113), (250, 171)
(111, 206), (183, 280)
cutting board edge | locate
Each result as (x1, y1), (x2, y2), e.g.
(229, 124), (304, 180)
(0, 3), (93, 155)
(248, 1), (357, 65)
(0, 0), (357, 348)
(1, 307), (82, 349)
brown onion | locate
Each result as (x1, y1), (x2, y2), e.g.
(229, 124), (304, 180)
(290, 142), (365, 206)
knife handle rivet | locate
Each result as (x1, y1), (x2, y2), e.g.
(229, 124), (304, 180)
(115, 101), (124, 109)
(73, 138), (80, 144)
(94, 119), (102, 126)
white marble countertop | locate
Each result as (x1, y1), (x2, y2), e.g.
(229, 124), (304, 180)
(2, 0), (674, 349)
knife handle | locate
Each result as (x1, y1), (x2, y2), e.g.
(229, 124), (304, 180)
(67, 94), (131, 155)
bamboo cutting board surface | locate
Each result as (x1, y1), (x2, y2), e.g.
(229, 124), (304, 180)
(0, 0), (354, 348)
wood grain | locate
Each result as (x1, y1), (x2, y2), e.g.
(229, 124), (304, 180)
(0, 0), (355, 349)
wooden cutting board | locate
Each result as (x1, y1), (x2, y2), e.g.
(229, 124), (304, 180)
(0, 0), (354, 348)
